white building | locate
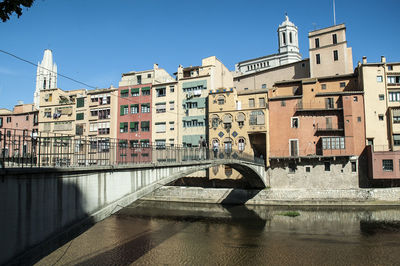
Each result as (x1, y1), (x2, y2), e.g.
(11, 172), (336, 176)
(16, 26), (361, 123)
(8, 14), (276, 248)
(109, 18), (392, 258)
(34, 49), (57, 109)
(235, 15), (302, 75)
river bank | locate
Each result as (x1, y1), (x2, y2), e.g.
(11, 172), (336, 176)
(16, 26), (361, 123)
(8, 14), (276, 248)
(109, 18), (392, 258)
(142, 186), (400, 205)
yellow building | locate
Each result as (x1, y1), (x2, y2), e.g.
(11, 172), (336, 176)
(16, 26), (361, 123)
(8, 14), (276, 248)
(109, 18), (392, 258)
(208, 87), (268, 179)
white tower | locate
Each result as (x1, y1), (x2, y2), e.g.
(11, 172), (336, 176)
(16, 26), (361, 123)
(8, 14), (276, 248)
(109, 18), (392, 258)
(34, 49), (57, 109)
(278, 14), (300, 54)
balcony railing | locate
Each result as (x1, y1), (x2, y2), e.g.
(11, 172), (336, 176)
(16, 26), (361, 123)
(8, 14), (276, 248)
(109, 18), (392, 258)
(295, 103), (342, 112)
(315, 123), (344, 132)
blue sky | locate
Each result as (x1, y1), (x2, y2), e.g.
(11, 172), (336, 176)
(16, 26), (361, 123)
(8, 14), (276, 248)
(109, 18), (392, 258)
(0, 0), (399, 109)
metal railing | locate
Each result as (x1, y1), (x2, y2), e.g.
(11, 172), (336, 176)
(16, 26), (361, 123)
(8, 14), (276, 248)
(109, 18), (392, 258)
(0, 128), (264, 168)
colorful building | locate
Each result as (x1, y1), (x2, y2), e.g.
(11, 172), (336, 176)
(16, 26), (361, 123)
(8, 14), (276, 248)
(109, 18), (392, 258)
(358, 56), (400, 181)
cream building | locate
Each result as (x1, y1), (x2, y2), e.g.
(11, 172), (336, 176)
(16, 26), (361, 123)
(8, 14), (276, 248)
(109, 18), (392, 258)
(309, 24), (353, 78)
(208, 88), (268, 180)
(358, 56), (400, 150)
(177, 56), (233, 147)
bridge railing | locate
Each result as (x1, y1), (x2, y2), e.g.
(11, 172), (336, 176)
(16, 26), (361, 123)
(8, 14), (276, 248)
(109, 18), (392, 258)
(0, 129), (265, 168)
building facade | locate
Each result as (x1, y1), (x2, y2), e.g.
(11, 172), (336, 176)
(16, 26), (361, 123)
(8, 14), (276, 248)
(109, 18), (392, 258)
(308, 24), (353, 78)
(358, 56), (400, 180)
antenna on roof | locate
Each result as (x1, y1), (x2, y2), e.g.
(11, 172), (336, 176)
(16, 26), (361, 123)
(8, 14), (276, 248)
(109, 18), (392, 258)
(333, 0), (336, 25)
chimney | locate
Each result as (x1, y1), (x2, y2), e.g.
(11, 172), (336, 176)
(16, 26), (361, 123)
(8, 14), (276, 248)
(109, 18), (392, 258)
(362, 56), (367, 64)
(381, 56), (386, 63)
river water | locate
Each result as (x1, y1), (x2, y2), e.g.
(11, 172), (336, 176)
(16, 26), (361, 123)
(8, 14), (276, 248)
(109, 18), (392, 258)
(37, 201), (400, 265)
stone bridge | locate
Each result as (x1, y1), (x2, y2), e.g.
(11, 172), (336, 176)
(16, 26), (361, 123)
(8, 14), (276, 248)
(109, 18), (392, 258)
(0, 158), (266, 265)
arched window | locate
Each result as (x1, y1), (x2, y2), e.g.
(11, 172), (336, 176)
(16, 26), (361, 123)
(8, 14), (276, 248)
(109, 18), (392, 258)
(238, 138), (245, 152)
(282, 32), (286, 45)
(249, 110), (265, 125)
(289, 32), (293, 43)
(225, 166), (232, 177)
(211, 114), (219, 129)
(236, 112), (245, 127)
(217, 95), (225, 105)
(223, 114), (232, 130)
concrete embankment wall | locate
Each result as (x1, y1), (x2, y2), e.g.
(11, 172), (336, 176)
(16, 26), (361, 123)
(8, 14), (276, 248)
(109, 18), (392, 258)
(143, 186), (400, 205)
(0, 164), (197, 265)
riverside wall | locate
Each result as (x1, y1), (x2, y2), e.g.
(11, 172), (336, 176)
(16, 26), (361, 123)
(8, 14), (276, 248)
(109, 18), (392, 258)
(143, 186), (400, 205)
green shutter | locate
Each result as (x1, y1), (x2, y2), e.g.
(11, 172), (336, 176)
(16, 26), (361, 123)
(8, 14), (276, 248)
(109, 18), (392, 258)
(130, 122), (138, 128)
(130, 104), (138, 108)
(121, 89), (129, 94)
(131, 88), (139, 93)
(120, 122), (125, 129)
(197, 98), (206, 108)
(141, 87), (150, 91)
(76, 113), (84, 120)
(76, 98), (84, 108)
(141, 121), (150, 127)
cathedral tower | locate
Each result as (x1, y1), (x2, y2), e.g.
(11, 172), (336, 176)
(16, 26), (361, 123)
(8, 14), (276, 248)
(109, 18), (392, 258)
(34, 49), (57, 109)
(278, 14), (300, 54)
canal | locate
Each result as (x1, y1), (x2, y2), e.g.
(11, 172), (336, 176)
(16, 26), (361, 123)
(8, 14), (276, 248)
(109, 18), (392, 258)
(37, 201), (400, 265)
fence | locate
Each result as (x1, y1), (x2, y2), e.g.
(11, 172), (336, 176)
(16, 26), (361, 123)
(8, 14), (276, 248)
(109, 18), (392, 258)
(0, 128), (264, 168)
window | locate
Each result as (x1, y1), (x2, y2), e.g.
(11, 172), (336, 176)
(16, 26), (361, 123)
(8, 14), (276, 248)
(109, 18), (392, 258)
(322, 137), (345, 150)
(120, 105), (129, 115)
(217, 96), (225, 105)
(332, 34), (337, 44)
(382, 159), (393, 171)
(211, 115), (219, 129)
(291, 117), (299, 128)
(249, 110), (265, 125)
(155, 122), (166, 133)
(249, 98), (255, 108)
(6, 116), (11, 123)
(289, 162), (296, 173)
(0, 117), (2, 128)
(333, 50), (338, 61)
(169, 101), (174, 110)
(121, 89), (129, 97)
(290, 139), (298, 157)
(140, 139), (149, 147)
(388, 65), (393, 71)
(367, 139), (374, 146)
(261, 84), (267, 89)
(315, 38), (320, 48)
(142, 87), (150, 96)
(120, 122), (128, 133)
(141, 103), (150, 113)
(353, 96), (358, 102)
(76, 113), (84, 120)
(259, 98), (266, 107)
(289, 32), (293, 43)
(324, 161), (331, 171)
(351, 161), (357, 172)
(357, 116), (362, 122)
(379, 94), (385, 101)
(377, 76), (383, 83)
(130, 104), (139, 114)
(238, 138), (245, 152)
(387, 76), (400, 84)
(137, 75), (142, 84)
(147, 73), (151, 78)
(306, 166), (311, 173)
(76, 98), (85, 108)
(169, 122), (175, 130)
(170, 86), (175, 93)
(156, 87), (166, 97)
(379, 115), (384, 121)
(393, 134), (400, 146)
(316, 54), (321, 64)
(155, 139), (166, 149)
(394, 115), (400, 124)
(325, 98), (334, 109)
(25, 115), (29, 121)
(389, 92), (400, 102)
(131, 88), (139, 97)
(244, 87), (248, 90)
(282, 32), (286, 44)
(156, 103), (166, 113)
(130, 122), (139, 132)
(281, 100), (286, 106)
(321, 84), (326, 90)
(141, 121), (150, 132)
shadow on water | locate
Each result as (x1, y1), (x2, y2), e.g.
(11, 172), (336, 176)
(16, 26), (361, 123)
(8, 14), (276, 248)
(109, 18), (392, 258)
(360, 221), (400, 236)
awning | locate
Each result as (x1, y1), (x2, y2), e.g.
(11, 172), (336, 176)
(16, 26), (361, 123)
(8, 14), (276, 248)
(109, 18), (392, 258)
(141, 121), (150, 127)
(130, 122), (138, 128)
(141, 87), (151, 91)
(121, 89), (129, 94)
(131, 88), (139, 93)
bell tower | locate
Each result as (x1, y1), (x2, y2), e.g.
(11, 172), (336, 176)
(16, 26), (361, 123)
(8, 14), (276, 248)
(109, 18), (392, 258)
(278, 14), (299, 54)
(34, 49), (57, 109)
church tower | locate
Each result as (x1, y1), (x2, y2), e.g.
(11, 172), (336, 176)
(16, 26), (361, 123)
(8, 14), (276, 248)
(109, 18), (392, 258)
(34, 49), (57, 109)
(278, 14), (300, 54)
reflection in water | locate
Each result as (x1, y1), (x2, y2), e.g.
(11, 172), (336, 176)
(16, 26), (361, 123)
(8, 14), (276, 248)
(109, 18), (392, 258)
(37, 202), (400, 266)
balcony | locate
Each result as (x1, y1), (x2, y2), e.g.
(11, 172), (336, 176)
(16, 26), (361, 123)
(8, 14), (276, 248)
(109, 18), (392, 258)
(315, 123), (344, 133)
(295, 103), (342, 112)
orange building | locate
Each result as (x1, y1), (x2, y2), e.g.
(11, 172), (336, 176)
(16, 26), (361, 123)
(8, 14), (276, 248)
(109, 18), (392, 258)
(268, 74), (366, 189)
